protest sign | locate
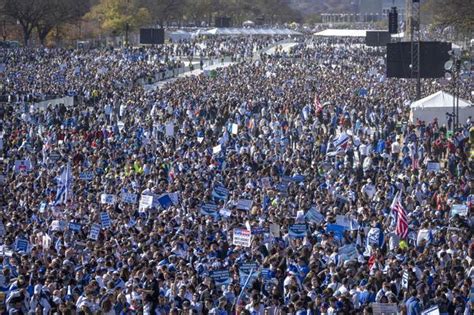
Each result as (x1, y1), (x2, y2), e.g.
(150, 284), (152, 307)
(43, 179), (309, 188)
(251, 226), (269, 235)
(213, 144), (222, 154)
(14, 160), (32, 173)
(219, 208), (231, 218)
(88, 224), (101, 240)
(261, 177), (271, 189)
(231, 123), (238, 135)
(100, 194), (116, 205)
(421, 305), (440, 315)
(326, 224), (347, 240)
(50, 220), (66, 232)
(15, 238), (29, 253)
(239, 263), (259, 286)
(450, 204), (468, 217)
(236, 199), (253, 211)
(100, 212), (112, 229)
(305, 207), (324, 224)
(200, 204), (218, 217)
(165, 122), (174, 137)
(402, 270), (409, 289)
(270, 223), (280, 238)
(209, 270), (231, 286)
(288, 224), (307, 238)
(139, 195), (154, 211)
(338, 244), (358, 261)
(121, 192), (138, 204)
(336, 215), (359, 230)
(426, 162), (441, 173)
(212, 185), (229, 201)
(79, 171), (94, 181)
(157, 194), (173, 209)
(371, 303), (398, 315)
(233, 228), (252, 247)
(68, 222), (82, 232)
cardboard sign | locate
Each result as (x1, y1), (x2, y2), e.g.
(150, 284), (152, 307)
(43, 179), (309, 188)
(121, 192), (138, 204)
(233, 228), (252, 247)
(100, 194), (116, 205)
(88, 224), (101, 241)
(288, 224), (307, 238)
(236, 199), (253, 211)
(209, 269), (231, 286)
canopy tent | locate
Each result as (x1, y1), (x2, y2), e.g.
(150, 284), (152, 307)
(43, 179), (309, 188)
(410, 91), (473, 125)
(166, 30), (193, 42)
(196, 28), (302, 36)
(314, 29), (403, 38)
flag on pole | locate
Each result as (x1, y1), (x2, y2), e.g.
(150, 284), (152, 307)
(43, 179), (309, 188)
(54, 162), (73, 205)
(391, 192), (408, 239)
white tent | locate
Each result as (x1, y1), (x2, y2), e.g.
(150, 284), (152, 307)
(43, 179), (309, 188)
(199, 28), (302, 36)
(410, 91), (473, 125)
(167, 30), (192, 42)
(314, 29), (403, 38)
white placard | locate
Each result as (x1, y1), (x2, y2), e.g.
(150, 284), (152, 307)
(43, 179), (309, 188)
(371, 303), (398, 315)
(231, 123), (238, 135)
(421, 305), (440, 315)
(270, 223), (280, 238)
(100, 194), (116, 205)
(139, 194), (154, 211)
(213, 144), (222, 154)
(233, 228), (252, 247)
(88, 224), (101, 241)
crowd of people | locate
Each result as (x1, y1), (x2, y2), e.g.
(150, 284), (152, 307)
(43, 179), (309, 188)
(0, 31), (472, 315)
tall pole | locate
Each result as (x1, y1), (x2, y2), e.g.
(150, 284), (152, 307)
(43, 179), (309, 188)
(410, 0), (421, 100)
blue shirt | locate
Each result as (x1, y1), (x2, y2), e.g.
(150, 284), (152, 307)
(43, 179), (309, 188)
(406, 296), (421, 315)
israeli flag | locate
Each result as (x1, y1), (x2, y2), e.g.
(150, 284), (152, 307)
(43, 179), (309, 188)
(54, 162), (73, 205)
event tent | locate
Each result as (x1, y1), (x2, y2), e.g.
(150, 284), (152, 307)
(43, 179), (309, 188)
(410, 91), (473, 125)
(197, 28), (302, 36)
(313, 29), (404, 38)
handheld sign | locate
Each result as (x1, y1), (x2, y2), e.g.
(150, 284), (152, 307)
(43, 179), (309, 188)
(165, 122), (174, 137)
(338, 244), (358, 261)
(68, 222), (82, 233)
(79, 171), (94, 181)
(88, 224), (101, 241)
(402, 270), (409, 289)
(200, 204), (218, 217)
(450, 204), (468, 217)
(326, 224), (347, 240)
(15, 238), (29, 253)
(288, 224), (307, 238)
(100, 212), (112, 229)
(236, 199), (253, 211)
(426, 162), (441, 173)
(239, 263), (259, 286)
(157, 194), (173, 209)
(371, 303), (397, 315)
(121, 192), (137, 204)
(305, 207), (324, 224)
(14, 160), (33, 173)
(212, 185), (229, 201)
(209, 270), (231, 286)
(100, 194), (116, 205)
(421, 305), (440, 315)
(233, 228), (252, 247)
(139, 195), (154, 211)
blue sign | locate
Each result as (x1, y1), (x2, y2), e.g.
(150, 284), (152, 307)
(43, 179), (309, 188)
(15, 239), (29, 252)
(100, 212), (112, 229)
(157, 194), (173, 209)
(288, 224), (307, 238)
(209, 270), (231, 286)
(79, 171), (94, 181)
(239, 263), (259, 287)
(212, 185), (229, 201)
(68, 222), (82, 232)
(305, 207), (324, 224)
(200, 204), (218, 217)
(326, 224), (347, 240)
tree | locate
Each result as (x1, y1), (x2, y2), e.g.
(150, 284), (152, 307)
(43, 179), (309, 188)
(422, 0), (474, 38)
(85, 0), (151, 35)
(2, 0), (48, 45)
(141, 0), (186, 27)
(35, 0), (90, 45)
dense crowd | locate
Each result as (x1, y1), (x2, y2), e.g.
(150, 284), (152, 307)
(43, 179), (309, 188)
(0, 32), (472, 315)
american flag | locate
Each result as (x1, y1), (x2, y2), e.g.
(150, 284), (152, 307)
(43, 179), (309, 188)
(391, 192), (408, 239)
(314, 95), (323, 113)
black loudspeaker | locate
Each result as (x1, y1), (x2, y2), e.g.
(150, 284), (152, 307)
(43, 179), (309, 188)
(139, 28), (164, 45)
(215, 16), (232, 28)
(388, 7), (398, 34)
(386, 41), (451, 78)
(366, 31), (391, 46)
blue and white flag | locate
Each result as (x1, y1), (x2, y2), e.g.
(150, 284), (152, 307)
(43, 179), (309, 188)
(54, 162), (73, 205)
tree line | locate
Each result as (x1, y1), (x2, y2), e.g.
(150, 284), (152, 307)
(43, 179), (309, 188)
(0, 0), (301, 46)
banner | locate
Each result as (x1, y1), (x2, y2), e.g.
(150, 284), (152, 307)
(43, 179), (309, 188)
(338, 244), (358, 261)
(88, 224), (101, 240)
(233, 228), (252, 247)
(100, 212), (112, 229)
(212, 185), (229, 201)
(426, 162), (441, 173)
